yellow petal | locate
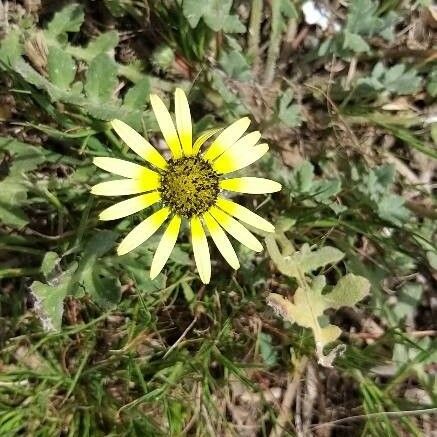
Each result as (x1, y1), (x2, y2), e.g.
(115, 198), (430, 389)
(208, 131), (261, 163)
(175, 88), (192, 156)
(150, 215), (181, 279)
(117, 207), (170, 256)
(150, 94), (183, 159)
(209, 206), (263, 252)
(191, 216), (211, 284)
(216, 197), (274, 233)
(91, 178), (159, 196)
(192, 128), (222, 154)
(99, 192), (161, 221)
(203, 117), (251, 161)
(93, 157), (159, 179)
(110, 119), (167, 170)
(220, 177), (282, 194)
(203, 212), (240, 270)
(212, 143), (269, 174)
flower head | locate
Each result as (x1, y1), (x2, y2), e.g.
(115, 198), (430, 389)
(91, 89), (281, 284)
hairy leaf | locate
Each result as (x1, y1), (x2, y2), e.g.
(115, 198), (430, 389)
(0, 138), (46, 228)
(45, 4), (85, 40)
(266, 235), (344, 279)
(82, 31), (119, 59)
(267, 232), (369, 366)
(259, 332), (278, 368)
(124, 77), (151, 109)
(47, 46), (76, 89)
(72, 231), (121, 308)
(278, 89), (303, 128)
(31, 254), (78, 331)
(183, 0), (244, 32)
(85, 53), (118, 102)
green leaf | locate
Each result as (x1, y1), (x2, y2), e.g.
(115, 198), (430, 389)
(343, 31), (370, 53)
(346, 0), (398, 40)
(382, 64), (421, 95)
(391, 283), (423, 325)
(357, 62), (422, 96)
(72, 231), (121, 308)
(124, 77), (150, 109)
(320, 0), (398, 58)
(47, 46), (76, 89)
(219, 50), (251, 81)
(0, 137), (45, 174)
(223, 15), (246, 33)
(295, 161), (314, 192)
(313, 179), (342, 202)
(12, 58), (143, 126)
(45, 4), (85, 40)
(182, 0), (203, 27)
(431, 124), (437, 145)
(377, 193), (410, 226)
(325, 274), (371, 309)
(181, 281), (195, 305)
(295, 244), (345, 275)
(151, 44), (175, 70)
(41, 252), (61, 279)
(426, 70), (437, 97)
(278, 89), (303, 128)
(0, 178), (28, 228)
(183, 0), (244, 32)
(0, 28), (22, 67)
(84, 31), (119, 59)
(359, 164), (395, 201)
(103, 0), (127, 17)
(210, 70), (248, 117)
(13, 57), (82, 103)
(0, 138), (47, 228)
(85, 53), (118, 102)
(31, 262), (78, 331)
(259, 333), (278, 368)
(426, 251), (437, 270)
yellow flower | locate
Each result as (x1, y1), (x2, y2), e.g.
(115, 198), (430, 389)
(91, 88), (281, 284)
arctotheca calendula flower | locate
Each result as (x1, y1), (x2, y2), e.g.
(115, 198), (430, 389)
(91, 88), (281, 284)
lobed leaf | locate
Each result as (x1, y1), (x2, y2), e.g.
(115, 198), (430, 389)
(267, 232), (369, 366)
(45, 3), (85, 40)
(47, 46), (76, 90)
(85, 53), (118, 102)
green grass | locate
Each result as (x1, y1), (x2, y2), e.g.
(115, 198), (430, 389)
(0, 1), (436, 436)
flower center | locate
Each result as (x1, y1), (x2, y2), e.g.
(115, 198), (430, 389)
(160, 156), (220, 218)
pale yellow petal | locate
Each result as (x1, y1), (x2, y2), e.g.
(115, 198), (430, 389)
(150, 215), (181, 279)
(191, 216), (211, 284)
(91, 178), (159, 196)
(209, 206), (263, 252)
(192, 128), (222, 154)
(216, 197), (274, 232)
(99, 192), (161, 221)
(212, 143), (269, 174)
(110, 119), (167, 170)
(175, 88), (192, 156)
(207, 130), (261, 163)
(150, 94), (183, 159)
(203, 212), (240, 270)
(93, 157), (159, 179)
(203, 117), (251, 161)
(117, 207), (170, 255)
(220, 177), (282, 194)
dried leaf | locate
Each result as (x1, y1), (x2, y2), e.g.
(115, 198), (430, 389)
(267, 232), (370, 366)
